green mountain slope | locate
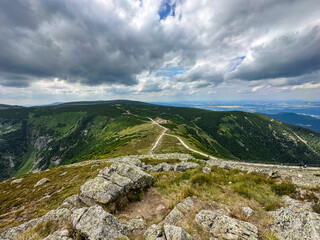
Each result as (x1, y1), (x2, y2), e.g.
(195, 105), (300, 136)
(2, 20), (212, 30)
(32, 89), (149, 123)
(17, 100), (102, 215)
(0, 101), (319, 180)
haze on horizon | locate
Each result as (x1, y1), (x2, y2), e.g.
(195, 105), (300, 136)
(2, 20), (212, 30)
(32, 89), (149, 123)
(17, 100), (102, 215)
(0, 0), (320, 105)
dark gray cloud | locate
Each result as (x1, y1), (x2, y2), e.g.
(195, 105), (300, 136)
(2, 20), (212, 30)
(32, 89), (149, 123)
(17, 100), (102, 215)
(229, 27), (320, 81)
(0, 0), (319, 93)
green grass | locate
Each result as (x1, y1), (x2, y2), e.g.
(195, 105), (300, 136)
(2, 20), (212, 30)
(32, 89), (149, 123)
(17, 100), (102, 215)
(140, 158), (181, 165)
(153, 134), (192, 154)
(1, 102), (320, 181)
(0, 161), (112, 231)
(16, 147), (37, 176)
(29, 112), (86, 138)
(150, 165), (284, 239)
(271, 182), (296, 196)
(312, 203), (320, 214)
(191, 152), (209, 160)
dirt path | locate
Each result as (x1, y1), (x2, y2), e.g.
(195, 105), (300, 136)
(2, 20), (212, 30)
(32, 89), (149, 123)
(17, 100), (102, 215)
(149, 118), (168, 154)
(148, 117), (214, 159)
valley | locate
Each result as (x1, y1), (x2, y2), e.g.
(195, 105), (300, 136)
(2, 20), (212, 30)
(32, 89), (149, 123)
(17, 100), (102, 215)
(0, 101), (320, 239)
(0, 101), (320, 181)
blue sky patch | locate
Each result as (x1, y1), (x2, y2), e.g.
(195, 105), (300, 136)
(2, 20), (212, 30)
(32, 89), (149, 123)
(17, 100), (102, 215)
(231, 56), (246, 71)
(158, 1), (176, 20)
(157, 67), (189, 78)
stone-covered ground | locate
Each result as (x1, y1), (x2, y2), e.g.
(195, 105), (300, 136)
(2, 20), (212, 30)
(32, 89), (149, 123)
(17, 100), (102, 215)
(0, 153), (320, 239)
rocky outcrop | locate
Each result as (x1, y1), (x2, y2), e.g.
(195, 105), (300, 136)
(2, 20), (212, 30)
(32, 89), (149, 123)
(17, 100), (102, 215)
(44, 228), (72, 240)
(59, 194), (87, 210)
(164, 225), (195, 240)
(195, 209), (258, 240)
(144, 224), (196, 240)
(0, 208), (71, 240)
(34, 136), (53, 150)
(72, 205), (129, 240)
(145, 224), (165, 240)
(162, 198), (194, 225)
(174, 162), (199, 172)
(79, 160), (155, 206)
(144, 162), (199, 173)
(271, 200), (320, 240)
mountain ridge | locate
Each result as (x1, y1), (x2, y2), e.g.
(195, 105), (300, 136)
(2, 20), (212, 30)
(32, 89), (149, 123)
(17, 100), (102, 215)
(0, 100), (319, 180)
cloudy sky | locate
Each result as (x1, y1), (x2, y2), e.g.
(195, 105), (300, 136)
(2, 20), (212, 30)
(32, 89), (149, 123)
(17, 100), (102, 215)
(0, 0), (320, 105)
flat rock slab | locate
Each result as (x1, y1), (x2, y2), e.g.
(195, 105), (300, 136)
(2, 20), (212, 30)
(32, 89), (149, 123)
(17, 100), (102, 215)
(195, 209), (258, 240)
(80, 160), (155, 206)
(72, 205), (129, 240)
(272, 202), (320, 240)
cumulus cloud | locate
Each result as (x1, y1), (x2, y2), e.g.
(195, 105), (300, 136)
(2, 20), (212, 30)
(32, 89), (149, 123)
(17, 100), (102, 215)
(228, 27), (320, 81)
(0, 0), (319, 101)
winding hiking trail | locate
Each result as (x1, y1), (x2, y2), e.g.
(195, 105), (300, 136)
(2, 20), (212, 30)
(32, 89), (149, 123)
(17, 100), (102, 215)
(149, 117), (213, 159)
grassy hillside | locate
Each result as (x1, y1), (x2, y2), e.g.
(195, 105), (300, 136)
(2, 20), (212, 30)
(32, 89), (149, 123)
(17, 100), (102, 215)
(0, 101), (319, 180)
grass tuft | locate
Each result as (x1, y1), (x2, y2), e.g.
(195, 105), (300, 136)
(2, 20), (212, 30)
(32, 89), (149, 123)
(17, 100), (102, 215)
(271, 182), (296, 196)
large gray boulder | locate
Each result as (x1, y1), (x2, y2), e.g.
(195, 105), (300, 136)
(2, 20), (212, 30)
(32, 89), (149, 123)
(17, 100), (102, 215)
(71, 205), (129, 240)
(271, 201), (320, 240)
(164, 225), (196, 240)
(80, 160), (154, 206)
(59, 194), (87, 210)
(152, 163), (174, 172)
(195, 209), (258, 240)
(174, 162), (198, 172)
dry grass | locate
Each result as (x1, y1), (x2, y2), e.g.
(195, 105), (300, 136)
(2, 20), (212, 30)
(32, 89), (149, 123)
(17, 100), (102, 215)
(150, 165), (285, 238)
(0, 161), (111, 232)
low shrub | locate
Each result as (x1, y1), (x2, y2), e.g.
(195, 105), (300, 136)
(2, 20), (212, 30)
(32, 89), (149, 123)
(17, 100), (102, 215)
(191, 173), (213, 185)
(312, 203), (320, 214)
(271, 182), (296, 196)
(140, 158), (181, 165)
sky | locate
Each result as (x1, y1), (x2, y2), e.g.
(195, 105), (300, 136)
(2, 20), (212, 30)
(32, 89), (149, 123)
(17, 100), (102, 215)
(0, 0), (320, 105)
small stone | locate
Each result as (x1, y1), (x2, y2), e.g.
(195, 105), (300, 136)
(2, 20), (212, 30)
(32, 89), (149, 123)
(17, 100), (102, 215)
(164, 225), (195, 240)
(242, 206), (254, 219)
(34, 178), (50, 187)
(126, 218), (146, 231)
(176, 197), (194, 213)
(10, 178), (23, 185)
(90, 164), (99, 169)
(202, 167), (211, 174)
(144, 224), (165, 240)
(156, 204), (166, 212)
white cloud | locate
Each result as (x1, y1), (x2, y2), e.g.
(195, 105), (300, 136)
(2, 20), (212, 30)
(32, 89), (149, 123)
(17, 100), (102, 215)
(0, 0), (320, 103)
